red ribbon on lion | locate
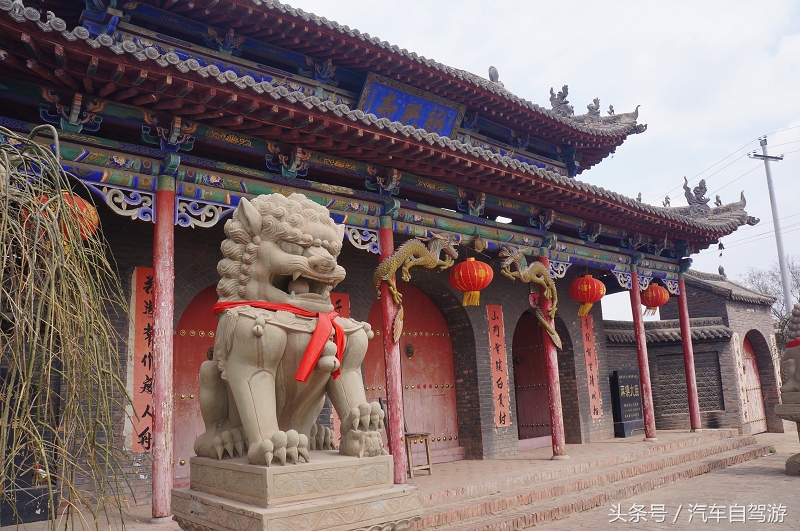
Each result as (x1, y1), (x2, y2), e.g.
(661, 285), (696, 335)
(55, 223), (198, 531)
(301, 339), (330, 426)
(212, 301), (345, 383)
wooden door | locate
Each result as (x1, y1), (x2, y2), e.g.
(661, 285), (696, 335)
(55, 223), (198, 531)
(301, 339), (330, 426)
(742, 337), (767, 434)
(363, 283), (460, 460)
(512, 312), (551, 439)
(173, 285), (218, 487)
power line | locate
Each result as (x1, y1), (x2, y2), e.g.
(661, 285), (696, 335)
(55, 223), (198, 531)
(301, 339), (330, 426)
(731, 211), (800, 235)
(647, 126), (800, 205)
(723, 220), (800, 246)
(706, 146), (800, 197)
(708, 164), (761, 195)
(647, 145), (755, 204)
(698, 225), (800, 256)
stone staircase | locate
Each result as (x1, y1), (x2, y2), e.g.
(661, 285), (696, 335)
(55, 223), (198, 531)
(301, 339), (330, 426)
(413, 430), (771, 530)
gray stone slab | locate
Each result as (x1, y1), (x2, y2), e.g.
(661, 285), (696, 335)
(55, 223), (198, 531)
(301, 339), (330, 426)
(189, 453), (394, 507)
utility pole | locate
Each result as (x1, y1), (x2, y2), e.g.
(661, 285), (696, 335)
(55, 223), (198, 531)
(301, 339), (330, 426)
(748, 137), (792, 315)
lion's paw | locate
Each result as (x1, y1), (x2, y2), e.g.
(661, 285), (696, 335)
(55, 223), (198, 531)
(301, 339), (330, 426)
(339, 402), (386, 458)
(247, 431), (309, 466)
(212, 427), (247, 460)
(310, 424), (336, 450)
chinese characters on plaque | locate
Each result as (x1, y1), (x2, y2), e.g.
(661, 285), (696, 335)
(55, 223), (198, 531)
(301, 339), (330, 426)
(486, 305), (510, 427)
(581, 315), (603, 419)
(131, 267), (155, 452)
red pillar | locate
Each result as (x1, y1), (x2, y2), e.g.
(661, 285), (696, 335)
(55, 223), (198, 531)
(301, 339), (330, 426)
(629, 271), (658, 441)
(151, 176), (175, 520)
(537, 257), (568, 459)
(378, 217), (408, 484)
(678, 277), (702, 431)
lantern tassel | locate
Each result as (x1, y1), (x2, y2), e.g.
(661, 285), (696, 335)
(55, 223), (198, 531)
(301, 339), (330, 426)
(462, 291), (480, 307)
(643, 306), (657, 316)
(577, 302), (593, 316)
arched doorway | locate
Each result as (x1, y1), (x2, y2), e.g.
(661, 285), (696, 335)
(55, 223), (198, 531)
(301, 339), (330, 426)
(363, 282), (462, 463)
(172, 285), (218, 487)
(742, 334), (767, 434)
(512, 311), (551, 449)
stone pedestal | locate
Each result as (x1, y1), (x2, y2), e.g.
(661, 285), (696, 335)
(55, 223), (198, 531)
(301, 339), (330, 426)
(172, 453), (422, 531)
(774, 403), (800, 476)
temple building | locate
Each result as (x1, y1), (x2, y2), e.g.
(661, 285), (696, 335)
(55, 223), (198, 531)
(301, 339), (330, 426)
(0, 0), (785, 516)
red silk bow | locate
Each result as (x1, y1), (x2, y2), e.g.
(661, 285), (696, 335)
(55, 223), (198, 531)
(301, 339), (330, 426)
(212, 300), (345, 382)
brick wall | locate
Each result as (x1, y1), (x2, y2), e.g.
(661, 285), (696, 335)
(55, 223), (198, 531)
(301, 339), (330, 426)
(646, 280), (783, 434)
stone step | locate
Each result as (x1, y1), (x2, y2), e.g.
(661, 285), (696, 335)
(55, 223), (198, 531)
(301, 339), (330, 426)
(421, 429), (740, 507)
(417, 442), (771, 530)
(417, 435), (758, 528)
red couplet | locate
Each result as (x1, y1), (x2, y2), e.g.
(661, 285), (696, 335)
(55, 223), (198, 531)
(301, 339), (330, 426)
(537, 257), (567, 458)
(629, 271), (657, 440)
(677, 278), (702, 431)
(379, 221), (408, 484)
(152, 186), (175, 519)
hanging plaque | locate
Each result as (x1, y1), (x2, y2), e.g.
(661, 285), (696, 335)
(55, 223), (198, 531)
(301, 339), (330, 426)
(358, 73), (466, 138)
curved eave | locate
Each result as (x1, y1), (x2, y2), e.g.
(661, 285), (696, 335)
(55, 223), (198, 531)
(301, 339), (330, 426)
(119, 0), (645, 149)
(0, 13), (742, 248)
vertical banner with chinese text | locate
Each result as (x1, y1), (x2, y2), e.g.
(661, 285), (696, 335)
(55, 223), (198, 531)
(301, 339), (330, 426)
(131, 267), (155, 452)
(581, 315), (603, 419)
(487, 305), (510, 427)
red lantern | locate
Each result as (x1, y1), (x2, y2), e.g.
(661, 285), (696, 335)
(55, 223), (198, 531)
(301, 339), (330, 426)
(61, 193), (99, 240)
(568, 274), (606, 316)
(27, 192), (99, 241)
(640, 283), (670, 316)
(449, 257), (493, 306)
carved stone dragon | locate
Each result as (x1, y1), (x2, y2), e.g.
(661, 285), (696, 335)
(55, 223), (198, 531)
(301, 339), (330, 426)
(499, 246), (563, 349)
(373, 233), (458, 305)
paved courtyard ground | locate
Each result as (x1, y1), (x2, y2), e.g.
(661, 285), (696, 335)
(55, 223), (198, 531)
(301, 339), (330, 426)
(3, 430), (798, 530)
(532, 431), (800, 531)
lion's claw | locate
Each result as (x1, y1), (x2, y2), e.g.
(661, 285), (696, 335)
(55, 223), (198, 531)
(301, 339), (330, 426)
(310, 424), (336, 450)
(339, 401), (386, 458)
(245, 430), (309, 466)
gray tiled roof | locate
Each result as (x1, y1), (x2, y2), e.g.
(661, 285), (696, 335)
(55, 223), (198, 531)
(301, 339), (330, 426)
(605, 317), (733, 343)
(254, 0), (644, 137)
(16, 8), (754, 236)
(683, 269), (776, 306)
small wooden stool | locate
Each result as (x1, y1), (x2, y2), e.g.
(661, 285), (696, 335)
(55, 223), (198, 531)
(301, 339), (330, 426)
(378, 398), (433, 478)
(404, 431), (432, 478)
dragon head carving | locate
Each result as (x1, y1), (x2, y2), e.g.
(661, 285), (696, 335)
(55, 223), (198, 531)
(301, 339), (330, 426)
(217, 193), (346, 314)
(498, 246), (524, 279)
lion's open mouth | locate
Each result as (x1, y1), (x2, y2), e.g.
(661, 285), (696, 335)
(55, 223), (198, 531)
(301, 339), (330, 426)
(271, 271), (334, 301)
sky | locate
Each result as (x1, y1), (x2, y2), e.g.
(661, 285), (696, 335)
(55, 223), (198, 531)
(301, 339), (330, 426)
(291, 0), (800, 319)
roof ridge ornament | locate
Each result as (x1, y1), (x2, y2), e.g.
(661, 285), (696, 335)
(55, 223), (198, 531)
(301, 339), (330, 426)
(549, 85), (574, 117)
(683, 176), (711, 217)
(488, 66), (503, 87)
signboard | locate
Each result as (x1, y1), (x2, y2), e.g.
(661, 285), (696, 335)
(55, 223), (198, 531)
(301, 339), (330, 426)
(486, 305), (510, 427)
(130, 267), (155, 452)
(358, 73), (466, 138)
(610, 369), (644, 437)
(581, 315), (603, 419)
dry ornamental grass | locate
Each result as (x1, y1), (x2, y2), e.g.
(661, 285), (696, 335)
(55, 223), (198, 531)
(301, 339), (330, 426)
(0, 125), (133, 529)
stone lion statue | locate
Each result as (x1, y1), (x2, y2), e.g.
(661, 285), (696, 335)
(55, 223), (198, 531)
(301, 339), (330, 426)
(194, 193), (386, 466)
(781, 302), (800, 398)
